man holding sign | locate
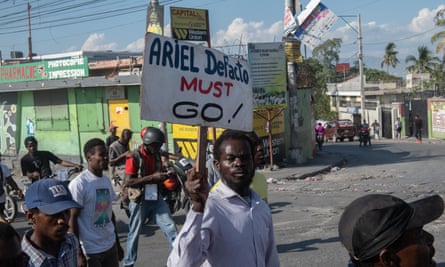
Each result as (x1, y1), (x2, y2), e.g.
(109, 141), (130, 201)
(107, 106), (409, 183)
(167, 130), (280, 266)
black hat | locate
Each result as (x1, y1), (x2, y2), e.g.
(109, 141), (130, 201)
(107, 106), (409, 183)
(338, 194), (444, 261)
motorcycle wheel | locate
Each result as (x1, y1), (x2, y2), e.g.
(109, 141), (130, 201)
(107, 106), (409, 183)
(2, 195), (17, 222)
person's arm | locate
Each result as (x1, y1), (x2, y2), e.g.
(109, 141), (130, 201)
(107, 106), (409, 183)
(69, 208), (87, 267)
(167, 168), (210, 267)
(124, 171), (167, 187)
(108, 151), (131, 167)
(60, 160), (83, 170)
(123, 155), (169, 187)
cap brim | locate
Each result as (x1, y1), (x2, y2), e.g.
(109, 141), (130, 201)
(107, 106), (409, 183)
(408, 195), (444, 229)
(37, 200), (82, 215)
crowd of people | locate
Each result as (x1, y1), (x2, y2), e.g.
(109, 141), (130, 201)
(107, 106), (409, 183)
(0, 123), (443, 266)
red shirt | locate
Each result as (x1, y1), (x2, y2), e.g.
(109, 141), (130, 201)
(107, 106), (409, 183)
(125, 148), (162, 176)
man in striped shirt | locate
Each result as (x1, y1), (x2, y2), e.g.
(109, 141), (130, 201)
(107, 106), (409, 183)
(22, 179), (82, 267)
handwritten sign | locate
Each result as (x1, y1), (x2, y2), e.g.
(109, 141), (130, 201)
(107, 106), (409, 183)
(141, 33), (253, 131)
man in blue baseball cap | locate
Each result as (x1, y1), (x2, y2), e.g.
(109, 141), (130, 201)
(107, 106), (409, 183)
(21, 179), (82, 267)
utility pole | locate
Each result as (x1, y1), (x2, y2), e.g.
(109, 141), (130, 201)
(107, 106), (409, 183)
(146, 0), (169, 153)
(27, 2), (33, 61)
(358, 14), (364, 119)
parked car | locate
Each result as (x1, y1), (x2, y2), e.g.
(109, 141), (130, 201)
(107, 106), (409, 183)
(324, 119), (356, 142)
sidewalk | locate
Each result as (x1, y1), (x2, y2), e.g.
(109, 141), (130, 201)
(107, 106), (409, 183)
(258, 136), (445, 181)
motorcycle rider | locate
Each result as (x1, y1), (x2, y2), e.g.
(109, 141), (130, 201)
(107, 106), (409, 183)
(315, 122), (325, 151)
(359, 120), (371, 146)
(123, 127), (177, 267)
(20, 136), (83, 183)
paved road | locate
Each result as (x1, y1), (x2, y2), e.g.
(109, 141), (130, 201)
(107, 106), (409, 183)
(10, 138), (445, 266)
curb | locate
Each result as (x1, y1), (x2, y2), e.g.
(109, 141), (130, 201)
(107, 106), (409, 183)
(286, 158), (348, 180)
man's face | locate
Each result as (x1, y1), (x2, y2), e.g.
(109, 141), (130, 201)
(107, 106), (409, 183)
(0, 236), (28, 267)
(254, 141), (265, 166)
(215, 138), (254, 195)
(26, 142), (37, 154)
(391, 227), (436, 267)
(88, 145), (108, 171)
(144, 142), (162, 154)
(122, 132), (133, 144)
(29, 209), (70, 243)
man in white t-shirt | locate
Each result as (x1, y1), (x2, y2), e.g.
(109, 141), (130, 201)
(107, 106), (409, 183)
(69, 138), (123, 267)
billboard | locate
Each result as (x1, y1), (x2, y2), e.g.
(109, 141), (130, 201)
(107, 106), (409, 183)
(293, 0), (338, 48)
(170, 7), (209, 42)
(141, 33), (253, 131)
(248, 42), (287, 109)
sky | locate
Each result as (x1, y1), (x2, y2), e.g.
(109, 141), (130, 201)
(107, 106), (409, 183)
(0, 0), (444, 77)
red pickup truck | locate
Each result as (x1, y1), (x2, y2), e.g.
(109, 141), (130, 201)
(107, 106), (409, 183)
(323, 119), (356, 142)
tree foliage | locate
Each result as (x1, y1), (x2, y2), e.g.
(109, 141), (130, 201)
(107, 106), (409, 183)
(365, 68), (401, 82)
(311, 38), (343, 83)
(381, 42), (399, 73)
(432, 8), (445, 55)
(405, 45), (440, 74)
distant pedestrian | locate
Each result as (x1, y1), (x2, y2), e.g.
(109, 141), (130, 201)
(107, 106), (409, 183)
(394, 117), (402, 140)
(414, 114), (423, 144)
(109, 128), (133, 186)
(339, 194), (444, 267)
(371, 120), (380, 140)
(105, 125), (119, 149)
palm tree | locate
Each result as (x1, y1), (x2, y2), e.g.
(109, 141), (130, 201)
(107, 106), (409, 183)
(380, 42), (399, 73)
(431, 8), (445, 54)
(405, 45), (439, 74)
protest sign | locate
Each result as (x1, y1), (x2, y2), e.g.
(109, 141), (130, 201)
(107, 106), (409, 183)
(141, 33), (253, 131)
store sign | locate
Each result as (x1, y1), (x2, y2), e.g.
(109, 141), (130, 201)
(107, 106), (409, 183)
(0, 57), (89, 83)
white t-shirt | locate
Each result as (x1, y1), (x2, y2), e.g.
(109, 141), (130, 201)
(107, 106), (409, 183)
(0, 164), (11, 203)
(68, 169), (117, 254)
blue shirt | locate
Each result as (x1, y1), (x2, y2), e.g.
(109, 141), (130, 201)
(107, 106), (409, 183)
(22, 231), (78, 267)
(167, 182), (280, 267)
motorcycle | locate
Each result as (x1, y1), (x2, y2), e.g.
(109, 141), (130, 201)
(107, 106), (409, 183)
(359, 128), (371, 147)
(18, 167), (82, 217)
(161, 157), (194, 215)
(120, 157), (194, 217)
(2, 183), (20, 223)
(315, 133), (324, 151)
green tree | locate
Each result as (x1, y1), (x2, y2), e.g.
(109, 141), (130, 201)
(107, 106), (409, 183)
(312, 38), (342, 83)
(365, 68), (401, 82)
(405, 45), (439, 74)
(431, 8), (445, 55)
(380, 42), (399, 73)
(306, 57), (337, 120)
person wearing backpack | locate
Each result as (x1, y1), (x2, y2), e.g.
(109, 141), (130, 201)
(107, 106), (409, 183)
(123, 127), (177, 267)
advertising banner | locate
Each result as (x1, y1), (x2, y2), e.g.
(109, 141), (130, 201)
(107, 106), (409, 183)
(0, 57), (89, 83)
(294, 0), (338, 48)
(170, 7), (209, 42)
(248, 42), (287, 109)
(141, 33), (253, 131)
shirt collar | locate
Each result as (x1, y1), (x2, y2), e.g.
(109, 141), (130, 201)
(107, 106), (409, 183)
(22, 230), (74, 266)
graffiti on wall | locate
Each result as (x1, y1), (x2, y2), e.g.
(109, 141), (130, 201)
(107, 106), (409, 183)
(0, 93), (18, 155)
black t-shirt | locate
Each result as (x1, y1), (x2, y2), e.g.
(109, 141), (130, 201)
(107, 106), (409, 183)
(20, 151), (62, 178)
